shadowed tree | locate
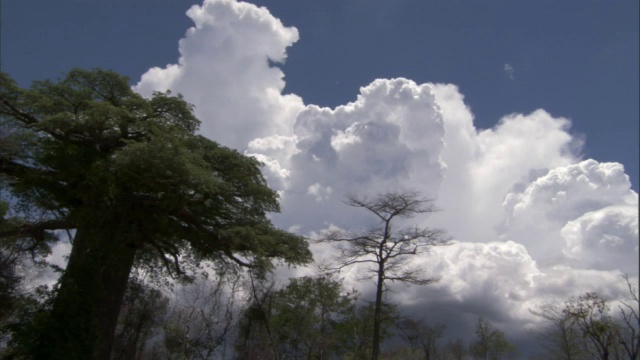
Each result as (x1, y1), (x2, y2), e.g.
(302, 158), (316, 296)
(111, 277), (169, 360)
(533, 276), (640, 360)
(0, 201), (23, 324)
(616, 274), (640, 360)
(563, 293), (619, 360)
(320, 191), (448, 360)
(269, 276), (357, 360)
(469, 318), (517, 360)
(236, 275), (358, 360)
(530, 300), (587, 360)
(561, 287), (640, 360)
(0, 69), (311, 360)
(396, 318), (446, 360)
(235, 273), (280, 360)
(160, 269), (243, 360)
(331, 300), (398, 360)
(442, 338), (468, 360)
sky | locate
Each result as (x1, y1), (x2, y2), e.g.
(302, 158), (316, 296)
(2, 0), (639, 354)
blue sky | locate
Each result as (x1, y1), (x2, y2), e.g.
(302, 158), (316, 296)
(3, 0), (638, 188)
(2, 0), (639, 354)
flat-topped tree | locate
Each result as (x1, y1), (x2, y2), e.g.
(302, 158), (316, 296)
(0, 69), (311, 360)
(320, 191), (448, 360)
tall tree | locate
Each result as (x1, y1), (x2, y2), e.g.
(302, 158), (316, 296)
(0, 69), (311, 359)
(320, 191), (448, 360)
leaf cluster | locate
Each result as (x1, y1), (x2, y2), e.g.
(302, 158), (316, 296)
(0, 68), (311, 278)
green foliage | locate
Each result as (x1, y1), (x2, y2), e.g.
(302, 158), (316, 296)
(270, 276), (357, 359)
(236, 275), (363, 360)
(562, 292), (624, 360)
(340, 302), (399, 360)
(533, 283), (640, 360)
(530, 300), (589, 360)
(0, 284), (57, 359)
(0, 68), (311, 359)
(1, 68), (311, 273)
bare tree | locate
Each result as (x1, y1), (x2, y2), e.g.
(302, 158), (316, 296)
(616, 274), (639, 360)
(397, 318), (446, 360)
(235, 273), (280, 360)
(533, 275), (640, 360)
(162, 270), (243, 360)
(320, 191), (448, 360)
(111, 278), (169, 360)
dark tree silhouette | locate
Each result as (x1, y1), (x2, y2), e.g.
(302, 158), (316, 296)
(320, 191), (448, 360)
(0, 69), (311, 359)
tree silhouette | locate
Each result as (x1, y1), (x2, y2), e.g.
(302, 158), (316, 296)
(320, 191), (448, 360)
(0, 69), (311, 359)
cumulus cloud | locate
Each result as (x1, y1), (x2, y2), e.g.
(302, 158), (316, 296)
(134, 0), (639, 349)
(561, 205), (638, 273)
(500, 159), (638, 265)
(270, 78), (447, 231)
(134, 0), (304, 150)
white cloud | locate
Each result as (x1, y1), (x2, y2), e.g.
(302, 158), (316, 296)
(504, 63), (515, 80)
(133, 0), (639, 348)
(134, 0), (304, 151)
(561, 205), (638, 274)
(499, 160), (638, 265)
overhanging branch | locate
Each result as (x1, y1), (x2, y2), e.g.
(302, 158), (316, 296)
(0, 219), (71, 240)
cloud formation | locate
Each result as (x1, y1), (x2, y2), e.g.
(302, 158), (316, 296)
(135, 0), (639, 347)
(134, 0), (304, 150)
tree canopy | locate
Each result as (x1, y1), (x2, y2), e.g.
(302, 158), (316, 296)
(0, 69), (311, 359)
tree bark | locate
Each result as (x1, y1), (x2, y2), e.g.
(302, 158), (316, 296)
(371, 264), (384, 360)
(34, 223), (137, 360)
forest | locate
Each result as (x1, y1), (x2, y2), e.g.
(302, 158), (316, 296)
(0, 69), (638, 360)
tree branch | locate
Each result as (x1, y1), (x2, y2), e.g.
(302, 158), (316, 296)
(0, 219), (70, 240)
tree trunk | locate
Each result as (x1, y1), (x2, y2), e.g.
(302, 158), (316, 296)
(34, 223), (137, 360)
(371, 265), (384, 360)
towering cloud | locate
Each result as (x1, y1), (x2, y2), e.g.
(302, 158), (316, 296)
(134, 0), (304, 150)
(134, 0), (639, 346)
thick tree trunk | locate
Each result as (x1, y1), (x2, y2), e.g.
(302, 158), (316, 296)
(34, 223), (137, 360)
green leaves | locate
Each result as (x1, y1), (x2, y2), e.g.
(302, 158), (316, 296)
(0, 68), (311, 357)
(0, 68), (310, 271)
(237, 276), (358, 359)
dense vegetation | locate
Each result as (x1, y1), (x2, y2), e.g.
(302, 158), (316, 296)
(0, 69), (310, 359)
